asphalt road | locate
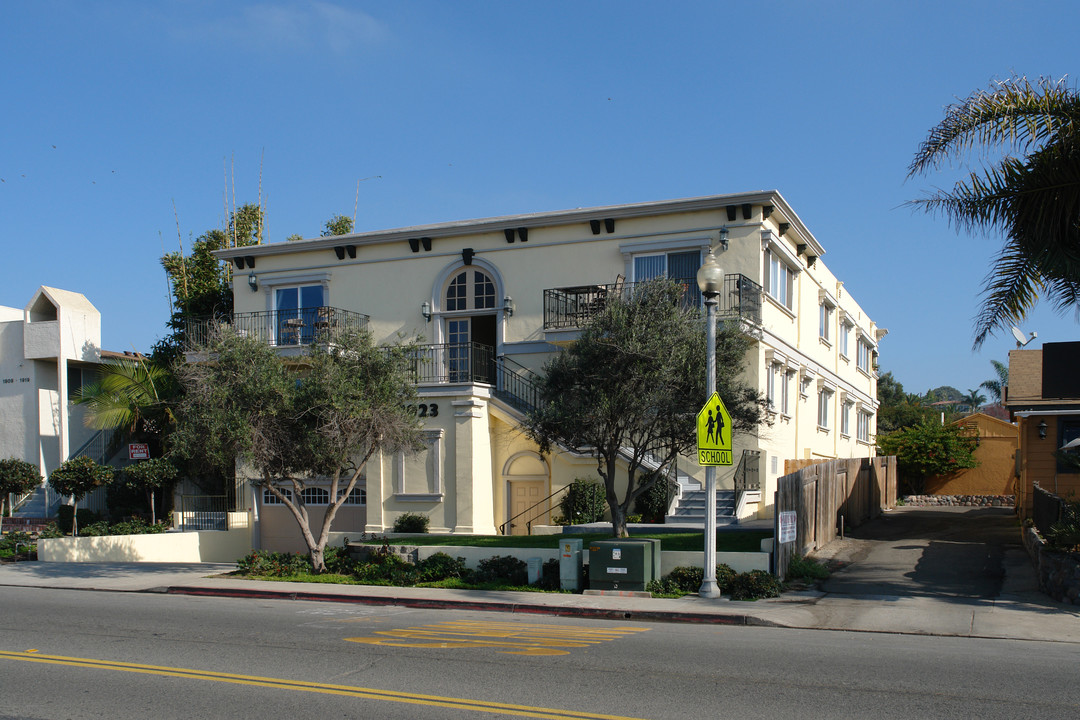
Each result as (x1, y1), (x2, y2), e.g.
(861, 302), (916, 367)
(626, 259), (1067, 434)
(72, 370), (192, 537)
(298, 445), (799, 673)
(1, 585), (1078, 719)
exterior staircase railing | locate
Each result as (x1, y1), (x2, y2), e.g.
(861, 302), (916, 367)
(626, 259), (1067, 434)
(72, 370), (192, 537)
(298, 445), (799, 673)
(498, 484), (570, 535)
(733, 449), (761, 508)
(493, 356), (541, 414)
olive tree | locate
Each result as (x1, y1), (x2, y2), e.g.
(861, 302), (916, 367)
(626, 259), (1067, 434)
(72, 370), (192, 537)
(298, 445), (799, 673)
(122, 457), (178, 525)
(171, 326), (422, 572)
(526, 279), (768, 537)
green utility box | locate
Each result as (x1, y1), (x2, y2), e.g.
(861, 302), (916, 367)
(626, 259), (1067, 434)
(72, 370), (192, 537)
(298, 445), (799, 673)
(588, 538), (662, 591)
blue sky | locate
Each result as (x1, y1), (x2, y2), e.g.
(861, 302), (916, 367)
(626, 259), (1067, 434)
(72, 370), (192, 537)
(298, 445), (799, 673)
(1, 0), (1076, 398)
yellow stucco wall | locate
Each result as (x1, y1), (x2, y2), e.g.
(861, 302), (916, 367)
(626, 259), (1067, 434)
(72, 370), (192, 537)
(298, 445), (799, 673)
(925, 414), (1018, 496)
(39, 527), (253, 563)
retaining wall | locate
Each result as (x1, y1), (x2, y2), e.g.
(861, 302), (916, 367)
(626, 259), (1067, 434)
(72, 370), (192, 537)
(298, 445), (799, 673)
(1022, 525), (1080, 605)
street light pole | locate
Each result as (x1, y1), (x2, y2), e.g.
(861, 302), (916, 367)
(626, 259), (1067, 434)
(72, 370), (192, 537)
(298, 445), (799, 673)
(696, 242), (724, 599)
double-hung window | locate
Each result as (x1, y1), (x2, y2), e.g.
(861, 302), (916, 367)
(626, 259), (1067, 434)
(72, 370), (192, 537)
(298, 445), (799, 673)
(839, 320), (851, 358)
(857, 411), (872, 443)
(819, 302), (833, 343)
(817, 388), (833, 429)
(764, 249), (794, 310)
(841, 400), (854, 436)
(857, 338), (873, 374)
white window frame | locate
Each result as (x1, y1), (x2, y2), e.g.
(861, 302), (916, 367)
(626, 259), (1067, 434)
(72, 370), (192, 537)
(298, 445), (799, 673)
(338, 486), (366, 506)
(839, 318), (852, 359)
(262, 487), (294, 505)
(857, 338), (873, 374)
(858, 411), (873, 443)
(841, 400), (854, 437)
(300, 486), (330, 505)
(819, 294), (835, 345)
(817, 388), (833, 430)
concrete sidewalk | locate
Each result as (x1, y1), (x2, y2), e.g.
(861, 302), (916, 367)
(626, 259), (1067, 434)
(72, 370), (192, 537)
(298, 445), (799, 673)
(1, 552), (1077, 642)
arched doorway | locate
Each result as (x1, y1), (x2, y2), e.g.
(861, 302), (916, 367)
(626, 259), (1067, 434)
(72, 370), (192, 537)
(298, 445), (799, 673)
(503, 452), (550, 535)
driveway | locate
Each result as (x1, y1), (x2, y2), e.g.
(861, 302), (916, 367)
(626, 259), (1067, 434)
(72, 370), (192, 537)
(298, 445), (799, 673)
(816, 505), (1017, 599)
(744, 504), (1080, 640)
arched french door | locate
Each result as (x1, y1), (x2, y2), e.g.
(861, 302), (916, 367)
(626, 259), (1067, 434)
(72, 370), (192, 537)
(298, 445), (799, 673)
(437, 264), (501, 383)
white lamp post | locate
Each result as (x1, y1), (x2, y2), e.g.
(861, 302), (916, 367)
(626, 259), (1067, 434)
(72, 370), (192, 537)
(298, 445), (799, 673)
(696, 244), (724, 598)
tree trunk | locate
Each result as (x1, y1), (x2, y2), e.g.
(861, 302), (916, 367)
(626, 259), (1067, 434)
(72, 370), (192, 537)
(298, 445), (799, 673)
(150, 489), (156, 525)
(71, 495), (78, 536)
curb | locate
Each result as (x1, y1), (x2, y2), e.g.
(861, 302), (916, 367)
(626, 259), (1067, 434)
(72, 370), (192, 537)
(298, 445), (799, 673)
(165, 585), (781, 627)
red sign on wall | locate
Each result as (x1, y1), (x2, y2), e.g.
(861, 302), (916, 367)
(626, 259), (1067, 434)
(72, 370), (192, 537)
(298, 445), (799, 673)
(128, 443), (150, 460)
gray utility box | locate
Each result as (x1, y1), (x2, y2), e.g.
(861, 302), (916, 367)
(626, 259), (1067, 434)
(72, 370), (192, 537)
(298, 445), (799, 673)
(559, 538), (583, 592)
(588, 538), (662, 592)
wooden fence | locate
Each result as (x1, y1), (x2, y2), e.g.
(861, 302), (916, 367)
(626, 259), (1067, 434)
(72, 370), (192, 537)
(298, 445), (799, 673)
(774, 456), (897, 580)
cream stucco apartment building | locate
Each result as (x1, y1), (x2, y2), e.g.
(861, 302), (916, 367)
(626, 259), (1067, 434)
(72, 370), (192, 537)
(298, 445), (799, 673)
(214, 192), (884, 548)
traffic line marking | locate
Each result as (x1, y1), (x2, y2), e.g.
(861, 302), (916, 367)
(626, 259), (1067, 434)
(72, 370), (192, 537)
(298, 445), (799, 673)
(0, 650), (648, 720)
(345, 620), (649, 656)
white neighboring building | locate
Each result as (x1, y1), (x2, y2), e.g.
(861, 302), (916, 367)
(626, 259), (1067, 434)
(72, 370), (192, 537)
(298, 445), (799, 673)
(0, 287), (106, 514)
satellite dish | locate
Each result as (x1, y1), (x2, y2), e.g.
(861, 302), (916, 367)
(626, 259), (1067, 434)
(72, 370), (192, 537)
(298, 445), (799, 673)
(1011, 326), (1036, 348)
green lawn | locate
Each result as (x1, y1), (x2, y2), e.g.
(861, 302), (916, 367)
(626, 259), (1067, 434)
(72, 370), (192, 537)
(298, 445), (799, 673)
(355, 530), (771, 553)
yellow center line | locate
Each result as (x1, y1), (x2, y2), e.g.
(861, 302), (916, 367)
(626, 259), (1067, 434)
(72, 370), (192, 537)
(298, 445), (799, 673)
(345, 621), (649, 655)
(0, 650), (649, 720)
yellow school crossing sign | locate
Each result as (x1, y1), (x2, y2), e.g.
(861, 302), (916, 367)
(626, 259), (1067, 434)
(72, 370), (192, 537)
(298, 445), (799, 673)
(697, 392), (732, 466)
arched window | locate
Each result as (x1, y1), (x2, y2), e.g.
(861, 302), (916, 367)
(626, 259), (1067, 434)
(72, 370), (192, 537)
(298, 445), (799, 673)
(445, 269), (496, 311)
(300, 487), (329, 505)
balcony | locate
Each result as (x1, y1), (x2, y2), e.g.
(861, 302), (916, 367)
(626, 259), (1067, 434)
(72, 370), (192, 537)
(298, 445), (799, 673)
(543, 274), (762, 330)
(185, 307), (369, 349)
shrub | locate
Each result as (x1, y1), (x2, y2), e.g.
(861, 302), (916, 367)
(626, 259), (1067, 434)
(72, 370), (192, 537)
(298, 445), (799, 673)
(56, 507), (101, 535)
(728, 570), (782, 600)
(1044, 501), (1080, 553)
(877, 421), (979, 495)
(323, 546), (355, 574)
(236, 550), (313, 577)
(415, 552), (467, 582)
(393, 512), (430, 534)
(786, 555), (830, 581)
(560, 478), (606, 525)
(38, 523), (63, 539)
(646, 564), (736, 595)
(0, 531), (35, 552)
(633, 473), (673, 523)
(353, 551), (416, 585)
(471, 555), (528, 585)
(80, 517), (170, 537)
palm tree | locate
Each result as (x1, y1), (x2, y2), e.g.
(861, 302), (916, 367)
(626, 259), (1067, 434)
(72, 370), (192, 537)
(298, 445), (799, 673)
(72, 357), (176, 443)
(908, 75), (1080, 348)
(963, 388), (987, 414)
(979, 359), (1009, 403)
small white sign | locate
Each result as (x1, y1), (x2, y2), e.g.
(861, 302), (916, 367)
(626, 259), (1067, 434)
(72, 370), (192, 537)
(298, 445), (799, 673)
(606, 567), (628, 574)
(612, 548), (622, 560)
(779, 511), (797, 544)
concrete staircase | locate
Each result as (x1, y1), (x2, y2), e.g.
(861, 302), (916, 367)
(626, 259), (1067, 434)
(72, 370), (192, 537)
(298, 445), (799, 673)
(12, 486), (51, 518)
(666, 474), (738, 526)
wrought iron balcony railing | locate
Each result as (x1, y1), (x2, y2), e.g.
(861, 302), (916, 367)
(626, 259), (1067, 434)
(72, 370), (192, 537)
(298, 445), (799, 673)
(543, 274), (762, 330)
(405, 342), (496, 385)
(185, 307), (369, 349)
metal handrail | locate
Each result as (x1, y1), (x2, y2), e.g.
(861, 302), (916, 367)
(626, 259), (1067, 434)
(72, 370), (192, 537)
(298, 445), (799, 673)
(499, 485), (570, 535)
(405, 342), (495, 384)
(494, 356), (541, 414)
(734, 449), (762, 507)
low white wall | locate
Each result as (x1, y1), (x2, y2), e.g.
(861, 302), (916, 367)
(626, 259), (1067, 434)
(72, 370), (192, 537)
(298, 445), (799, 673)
(661, 550), (770, 574)
(404, 545), (769, 575)
(39, 529), (252, 563)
